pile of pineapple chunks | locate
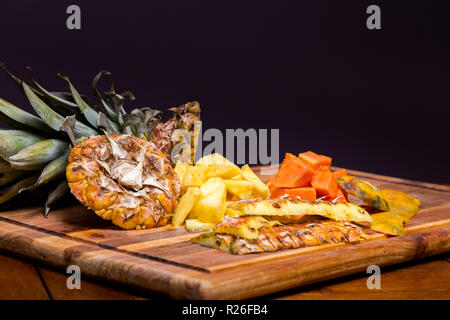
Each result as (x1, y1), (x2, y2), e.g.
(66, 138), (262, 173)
(172, 153), (270, 231)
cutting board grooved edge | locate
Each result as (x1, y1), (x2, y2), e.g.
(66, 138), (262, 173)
(0, 215), (210, 274)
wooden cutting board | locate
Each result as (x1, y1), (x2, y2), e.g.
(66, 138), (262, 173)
(0, 166), (449, 299)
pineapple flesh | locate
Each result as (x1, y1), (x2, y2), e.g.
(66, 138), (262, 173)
(227, 199), (373, 222)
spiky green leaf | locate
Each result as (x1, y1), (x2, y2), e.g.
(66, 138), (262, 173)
(0, 129), (45, 158)
(0, 174), (39, 204)
(97, 112), (120, 134)
(22, 81), (98, 137)
(0, 171), (27, 188)
(0, 64), (42, 96)
(58, 74), (100, 128)
(23, 150), (69, 191)
(0, 98), (53, 133)
(92, 71), (118, 121)
(8, 139), (69, 171)
(44, 180), (69, 216)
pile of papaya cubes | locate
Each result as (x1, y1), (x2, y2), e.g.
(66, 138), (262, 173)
(267, 151), (348, 202)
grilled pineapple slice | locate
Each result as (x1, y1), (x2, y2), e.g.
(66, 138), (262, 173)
(227, 199), (373, 222)
(194, 232), (236, 252)
(214, 216), (279, 239)
(192, 220), (368, 255)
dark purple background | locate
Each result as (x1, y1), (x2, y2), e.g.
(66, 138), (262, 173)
(1, 1), (449, 182)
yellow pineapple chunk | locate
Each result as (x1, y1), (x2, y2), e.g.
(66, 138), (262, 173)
(224, 179), (254, 200)
(230, 173), (243, 180)
(172, 187), (201, 226)
(174, 161), (190, 184)
(241, 164), (270, 198)
(182, 165), (206, 189)
(196, 153), (241, 179)
(189, 177), (227, 223)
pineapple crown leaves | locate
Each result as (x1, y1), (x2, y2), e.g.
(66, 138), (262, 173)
(122, 107), (162, 139)
(0, 64), (164, 215)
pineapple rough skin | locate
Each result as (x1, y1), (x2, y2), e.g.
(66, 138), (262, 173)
(67, 134), (180, 229)
(151, 101), (201, 161)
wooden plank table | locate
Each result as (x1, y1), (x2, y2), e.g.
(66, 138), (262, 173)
(0, 251), (448, 299)
(0, 167), (449, 299)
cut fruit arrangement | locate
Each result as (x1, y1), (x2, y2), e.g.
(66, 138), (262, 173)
(0, 66), (421, 254)
(182, 152), (421, 254)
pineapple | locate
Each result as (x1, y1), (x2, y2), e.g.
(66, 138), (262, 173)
(172, 187), (201, 226)
(240, 164), (270, 198)
(223, 179), (254, 200)
(192, 220), (368, 255)
(214, 215), (279, 239)
(67, 134), (180, 229)
(0, 65), (200, 217)
(227, 199), (373, 223)
(185, 219), (216, 232)
(189, 177), (227, 223)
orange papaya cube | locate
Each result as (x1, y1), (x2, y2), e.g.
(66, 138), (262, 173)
(270, 187), (317, 201)
(323, 188), (347, 202)
(311, 167), (339, 198)
(332, 169), (348, 179)
(272, 153), (315, 188)
(298, 151), (332, 170)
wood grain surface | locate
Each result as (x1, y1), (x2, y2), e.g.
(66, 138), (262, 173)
(0, 166), (449, 299)
(1, 251), (448, 299)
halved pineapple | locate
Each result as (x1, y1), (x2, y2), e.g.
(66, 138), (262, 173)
(67, 134), (181, 229)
